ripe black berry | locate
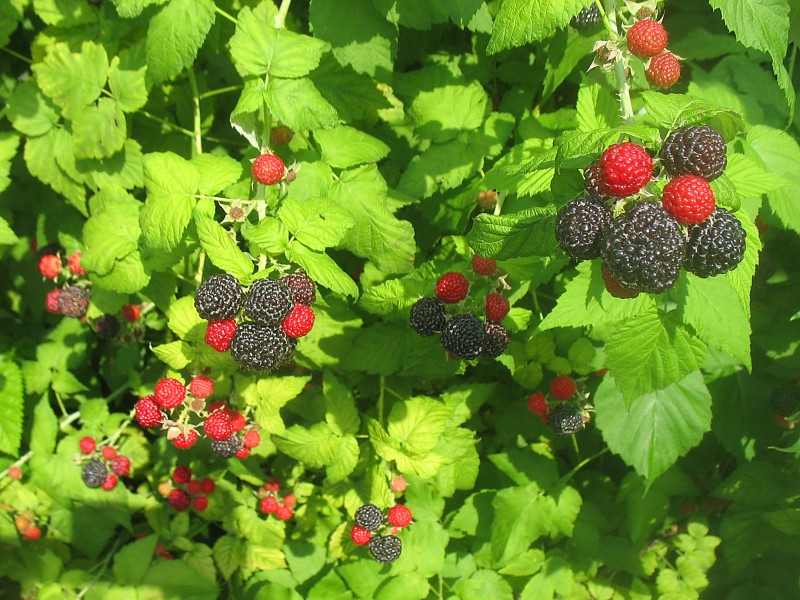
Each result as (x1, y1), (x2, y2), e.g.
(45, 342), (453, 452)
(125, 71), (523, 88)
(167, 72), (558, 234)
(548, 404), (584, 436)
(583, 160), (606, 198)
(244, 278), (294, 325)
(81, 459), (108, 488)
(660, 125), (727, 181)
(368, 535), (402, 564)
(556, 196), (613, 260)
(600, 202), (685, 294)
(195, 274), (244, 321)
(770, 387), (800, 417)
(211, 436), (243, 459)
(571, 4), (601, 30)
(481, 322), (509, 358)
(409, 297), (446, 337)
(230, 323), (296, 371)
(355, 504), (383, 532)
(58, 286), (90, 318)
(440, 314), (485, 360)
(684, 207), (745, 278)
(281, 272), (316, 306)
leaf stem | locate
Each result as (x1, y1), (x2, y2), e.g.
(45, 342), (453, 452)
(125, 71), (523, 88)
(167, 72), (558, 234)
(188, 69), (203, 156)
(76, 535), (124, 599)
(559, 447), (610, 485)
(0, 46), (32, 64)
(606, 0), (635, 123)
(215, 6), (237, 25)
(199, 85), (242, 100)
(274, 0), (292, 29)
(378, 376), (386, 426)
(0, 411), (82, 480)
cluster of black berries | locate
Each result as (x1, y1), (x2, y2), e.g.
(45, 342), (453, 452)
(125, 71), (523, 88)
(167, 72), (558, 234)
(557, 125), (746, 297)
(409, 265), (511, 360)
(195, 271), (316, 371)
(78, 436), (131, 491)
(350, 503), (413, 564)
(571, 4), (601, 31)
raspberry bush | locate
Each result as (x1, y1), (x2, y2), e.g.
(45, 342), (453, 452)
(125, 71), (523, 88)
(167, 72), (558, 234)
(0, 1), (798, 598)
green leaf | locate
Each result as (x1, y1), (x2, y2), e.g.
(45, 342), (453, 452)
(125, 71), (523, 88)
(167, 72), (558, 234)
(214, 536), (245, 580)
(152, 341), (194, 370)
(7, 79), (60, 137)
(30, 394), (58, 457)
(92, 250), (151, 293)
(24, 130), (85, 213)
(239, 375), (310, 435)
(641, 92), (745, 140)
(310, 55), (391, 123)
(82, 197), (141, 276)
(242, 217), (289, 255)
(309, 0), (397, 78)
(542, 31), (599, 103)
(0, 360), (24, 456)
(71, 98), (127, 159)
(108, 57), (148, 113)
(456, 570), (514, 599)
(191, 154), (243, 196)
(230, 7), (329, 78)
(467, 208), (556, 260)
(540, 261), (656, 329)
(0, 132), (19, 196)
(112, 535), (157, 585)
(595, 372), (713, 482)
(323, 371), (360, 436)
(679, 273), (751, 368)
(277, 197), (354, 251)
(285, 241), (359, 298)
(274, 423), (359, 482)
(387, 397), (452, 455)
(313, 125), (390, 168)
(487, 0), (590, 54)
(408, 82), (487, 142)
(110, 0), (168, 18)
(725, 153), (790, 199)
(743, 124), (800, 233)
(33, 41), (108, 119)
(606, 309), (707, 404)
(141, 153), (199, 253)
(576, 79), (621, 133)
(264, 77), (338, 131)
(33, 0), (97, 26)
(727, 213), (761, 317)
(194, 214), (253, 281)
(145, 0), (215, 84)
(0, 217), (18, 246)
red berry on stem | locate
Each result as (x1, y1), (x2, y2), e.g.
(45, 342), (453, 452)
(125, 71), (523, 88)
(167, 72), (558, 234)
(172, 428), (199, 450)
(154, 378), (186, 410)
(172, 466), (192, 485)
(79, 436), (96, 455)
(135, 395), (164, 428)
(243, 430), (261, 449)
(260, 496), (279, 513)
(550, 376), (577, 401)
(626, 19), (668, 58)
(38, 254), (61, 279)
(434, 272), (470, 304)
(121, 304), (141, 322)
(264, 478), (281, 493)
(661, 174), (715, 224)
(527, 393), (549, 421)
(228, 411), (246, 433)
(204, 410), (233, 441)
(101, 474), (118, 491)
(205, 319), (237, 352)
(67, 251), (88, 276)
(189, 376), (214, 400)
(350, 525), (372, 546)
(187, 479), (203, 495)
(45, 289), (62, 314)
(282, 493), (297, 508)
(168, 489), (191, 511)
(252, 154), (285, 185)
(24, 525), (42, 542)
(193, 496), (208, 512)
(276, 506), (293, 521)
(646, 52), (681, 89)
(8, 466), (22, 480)
(281, 303), (315, 338)
(201, 477), (215, 494)
(111, 456), (131, 476)
(472, 255), (497, 276)
(387, 505), (413, 527)
(485, 292), (510, 323)
(600, 142), (653, 198)
(235, 446), (250, 459)
(102, 446), (117, 461)
(390, 476), (407, 493)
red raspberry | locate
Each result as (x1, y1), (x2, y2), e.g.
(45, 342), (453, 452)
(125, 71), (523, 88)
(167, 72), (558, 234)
(67, 251), (88, 276)
(600, 143), (653, 197)
(235, 447), (250, 459)
(189, 376), (214, 399)
(550, 375), (577, 400)
(135, 395), (164, 427)
(276, 506), (293, 521)
(601, 264), (640, 299)
(45, 289), (62, 314)
(350, 525), (372, 546)
(8, 466), (22, 480)
(121, 304), (141, 322)
(79, 436), (96, 455)
(264, 478), (281, 492)
(204, 410), (233, 441)
(168, 489), (191, 511)
(527, 393), (549, 422)
(229, 411), (246, 432)
(626, 19), (668, 58)
(282, 493), (297, 508)
(390, 476), (407, 493)
(434, 272), (470, 304)
(172, 428), (199, 450)
(172, 466), (192, 485)
(38, 254), (61, 279)
(201, 478), (215, 494)
(193, 496), (208, 512)
(661, 175), (715, 224)
(260, 496), (279, 513)
(205, 319), (237, 352)
(187, 479), (203, 495)
(252, 153), (285, 185)
(485, 292), (510, 323)
(471, 255), (497, 276)
(387, 504), (413, 527)
(243, 430), (261, 449)
(208, 401), (227, 413)
(646, 52), (681, 89)
(111, 456), (131, 476)
(281, 303), (315, 338)
(101, 474), (118, 491)
(102, 446), (117, 460)
(154, 378), (186, 410)
(23, 525), (42, 542)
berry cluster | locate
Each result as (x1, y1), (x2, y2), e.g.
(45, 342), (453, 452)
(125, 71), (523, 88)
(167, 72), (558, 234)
(196, 272), (316, 372)
(626, 15), (680, 89)
(13, 510), (42, 542)
(571, 3), (601, 31)
(527, 375), (589, 435)
(350, 503), (413, 564)
(558, 132), (745, 296)
(135, 376), (262, 457)
(165, 466), (215, 512)
(78, 436), (131, 491)
(410, 259), (511, 360)
(257, 477), (296, 521)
